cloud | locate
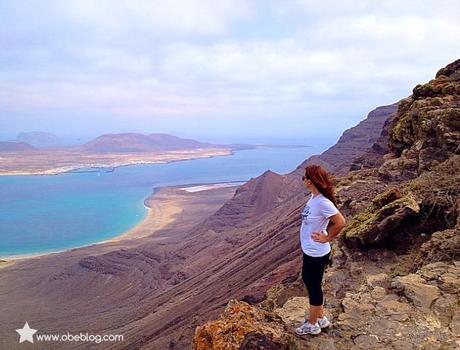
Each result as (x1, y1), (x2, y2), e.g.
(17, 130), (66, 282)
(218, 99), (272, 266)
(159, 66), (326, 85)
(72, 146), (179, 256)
(1, 0), (253, 37)
(1, 0), (460, 140)
(162, 39), (341, 84)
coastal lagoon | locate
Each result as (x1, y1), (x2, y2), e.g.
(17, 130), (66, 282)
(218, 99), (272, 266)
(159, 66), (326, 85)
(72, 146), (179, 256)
(0, 146), (323, 257)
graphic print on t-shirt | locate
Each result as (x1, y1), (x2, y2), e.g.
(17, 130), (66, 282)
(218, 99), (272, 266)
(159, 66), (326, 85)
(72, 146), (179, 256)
(301, 205), (310, 222)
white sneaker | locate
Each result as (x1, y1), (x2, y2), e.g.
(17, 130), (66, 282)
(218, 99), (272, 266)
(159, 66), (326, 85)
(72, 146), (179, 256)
(318, 316), (331, 329)
(295, 321), (321, 335)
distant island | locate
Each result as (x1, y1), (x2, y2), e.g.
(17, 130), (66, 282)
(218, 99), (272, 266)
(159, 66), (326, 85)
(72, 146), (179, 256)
(0, 132), (311, 175)
(0, 133), (234, 175)
(78, 133), (223, 153)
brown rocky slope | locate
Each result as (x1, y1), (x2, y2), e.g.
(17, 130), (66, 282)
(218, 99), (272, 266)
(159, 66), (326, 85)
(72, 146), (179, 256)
(193, 60), (460, 349)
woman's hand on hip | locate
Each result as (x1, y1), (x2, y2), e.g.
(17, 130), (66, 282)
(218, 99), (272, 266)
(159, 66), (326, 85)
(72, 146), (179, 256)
(312, 231), (330, 243)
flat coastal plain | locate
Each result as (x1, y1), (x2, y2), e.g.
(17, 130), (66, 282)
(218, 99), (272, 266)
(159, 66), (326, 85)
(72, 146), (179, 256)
(0, 147), (232, 175)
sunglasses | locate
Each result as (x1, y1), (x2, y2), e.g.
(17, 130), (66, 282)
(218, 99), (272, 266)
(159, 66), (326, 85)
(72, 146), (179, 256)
(302, 175), (309, 181)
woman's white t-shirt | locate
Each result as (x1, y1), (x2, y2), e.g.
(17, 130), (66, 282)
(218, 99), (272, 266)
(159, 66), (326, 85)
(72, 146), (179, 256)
(300, 193), (339, 257)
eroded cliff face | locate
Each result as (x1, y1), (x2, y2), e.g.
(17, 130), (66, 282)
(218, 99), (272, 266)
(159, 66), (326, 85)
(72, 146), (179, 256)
(193, 60), (460, 350)
(317, 103), (398, 174)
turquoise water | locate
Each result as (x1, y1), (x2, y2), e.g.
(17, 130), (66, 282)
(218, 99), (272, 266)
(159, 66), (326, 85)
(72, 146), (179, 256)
(0, 146), (323, 257)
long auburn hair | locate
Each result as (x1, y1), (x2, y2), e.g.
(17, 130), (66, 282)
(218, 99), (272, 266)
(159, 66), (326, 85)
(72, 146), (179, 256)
(304, 164), (337, 205)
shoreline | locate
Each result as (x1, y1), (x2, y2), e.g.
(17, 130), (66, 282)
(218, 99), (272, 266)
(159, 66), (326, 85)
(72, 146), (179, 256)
(0, 148), (233, 176)
(0, 180), (244, 263)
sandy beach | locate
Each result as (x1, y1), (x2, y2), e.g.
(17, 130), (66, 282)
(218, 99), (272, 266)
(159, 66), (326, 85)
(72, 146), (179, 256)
(0, 181), (243, 264)
(112, 181), (244, 241)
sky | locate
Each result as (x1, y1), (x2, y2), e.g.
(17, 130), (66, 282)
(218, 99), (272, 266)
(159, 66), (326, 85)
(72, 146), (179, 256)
(1, 0), (459, 146)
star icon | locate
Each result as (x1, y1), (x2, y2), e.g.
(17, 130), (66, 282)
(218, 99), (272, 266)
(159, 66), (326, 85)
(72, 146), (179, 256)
(16, 322), (37, 343)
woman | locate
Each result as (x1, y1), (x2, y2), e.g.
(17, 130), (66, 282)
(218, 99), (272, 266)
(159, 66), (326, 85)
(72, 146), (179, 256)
(295, 164), (346, 336)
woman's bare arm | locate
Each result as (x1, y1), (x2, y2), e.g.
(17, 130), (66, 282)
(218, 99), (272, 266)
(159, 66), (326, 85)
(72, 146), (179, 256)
(325, 212), (346, 241)
(312, 212), (346, 243)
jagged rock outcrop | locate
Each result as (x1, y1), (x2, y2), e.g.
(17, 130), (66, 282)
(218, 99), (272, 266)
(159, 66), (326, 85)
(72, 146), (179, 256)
(414, 228), (460, 270)
(342, 154), (460, 249)
(380, 59), (460, 180)
(193, 299), (296, 350)
(342, 187), (420, 246)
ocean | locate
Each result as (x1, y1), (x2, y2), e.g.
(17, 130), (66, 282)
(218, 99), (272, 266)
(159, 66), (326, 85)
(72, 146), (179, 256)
(0, 146), (324, 257)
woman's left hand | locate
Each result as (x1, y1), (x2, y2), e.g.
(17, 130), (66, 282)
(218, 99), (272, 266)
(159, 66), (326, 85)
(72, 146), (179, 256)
(312, 231), (330, 243)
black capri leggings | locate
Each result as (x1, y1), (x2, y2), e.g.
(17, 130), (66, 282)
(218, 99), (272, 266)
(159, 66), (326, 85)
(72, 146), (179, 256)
(302, 251), (331, 306)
